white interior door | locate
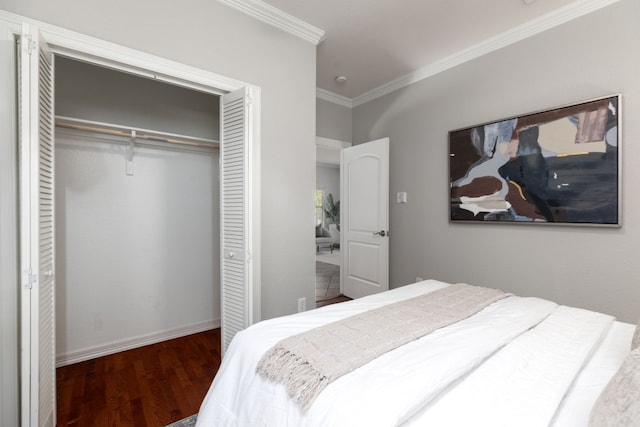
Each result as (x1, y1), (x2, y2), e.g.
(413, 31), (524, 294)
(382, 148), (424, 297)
(341, 138), (389, 299)
(18, 23), (56, 427)
(220, 87), (258, 354)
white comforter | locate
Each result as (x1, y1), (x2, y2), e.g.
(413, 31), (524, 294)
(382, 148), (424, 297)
(196, 280), (630, 427)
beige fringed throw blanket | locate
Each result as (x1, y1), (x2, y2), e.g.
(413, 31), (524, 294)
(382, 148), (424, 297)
(256, 283), (511, 412)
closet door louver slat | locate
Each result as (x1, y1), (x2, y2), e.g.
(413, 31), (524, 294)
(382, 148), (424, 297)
(19, 23), (56, 427)
(220, 88), (254, 354)
(37, 40), (56, 427)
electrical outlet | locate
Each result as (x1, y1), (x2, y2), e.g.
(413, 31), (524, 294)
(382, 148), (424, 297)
(416, 277), (424, 283)
(298, 297), (307, 312)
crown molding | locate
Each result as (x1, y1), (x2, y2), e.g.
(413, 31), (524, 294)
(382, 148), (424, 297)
(316, 88), (353, 108)
(314, 0), (621, 108)
(219, 0), (325, 45)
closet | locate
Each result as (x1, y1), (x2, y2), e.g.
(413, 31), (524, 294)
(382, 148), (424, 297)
(5, 22), (258, 426)
(54, 57), (221, 366)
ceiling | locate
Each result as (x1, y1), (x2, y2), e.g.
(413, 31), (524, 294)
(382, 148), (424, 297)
(261, 0), (580, 100)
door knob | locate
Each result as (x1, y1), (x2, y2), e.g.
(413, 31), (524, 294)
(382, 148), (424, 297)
(373, 230), (387, 237)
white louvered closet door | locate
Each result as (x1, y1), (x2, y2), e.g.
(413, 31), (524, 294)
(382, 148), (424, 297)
(220, 87), (255, 353)
(19, 23), (56, 427)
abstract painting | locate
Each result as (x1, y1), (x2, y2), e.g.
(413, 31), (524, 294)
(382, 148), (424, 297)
(449, 95), (620, 226)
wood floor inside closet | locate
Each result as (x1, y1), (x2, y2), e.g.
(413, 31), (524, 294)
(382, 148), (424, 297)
(56, 329), (221, 426)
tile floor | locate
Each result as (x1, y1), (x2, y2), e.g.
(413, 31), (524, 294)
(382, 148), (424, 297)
(316, 260), (341, 302)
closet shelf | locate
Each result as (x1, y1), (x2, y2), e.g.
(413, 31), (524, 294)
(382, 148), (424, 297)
(55, 116), (219, 149)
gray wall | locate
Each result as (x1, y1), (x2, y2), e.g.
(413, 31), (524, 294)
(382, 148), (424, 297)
(353, 0), (640, 322)
(317, 98), (352, 142)
(0, 0), (317, 321)
(56, 57), (220, 140)
(55, 132), (219, 363)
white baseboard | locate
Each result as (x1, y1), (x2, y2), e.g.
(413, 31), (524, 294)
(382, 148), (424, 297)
(56, 318), (221, 367)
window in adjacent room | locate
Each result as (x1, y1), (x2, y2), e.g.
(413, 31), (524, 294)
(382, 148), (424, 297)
(315, 188), (325, 226)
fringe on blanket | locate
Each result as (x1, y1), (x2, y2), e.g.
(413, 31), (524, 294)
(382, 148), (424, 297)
(257, 346), (329, 412)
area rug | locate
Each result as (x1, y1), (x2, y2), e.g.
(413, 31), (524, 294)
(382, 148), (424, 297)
(166, 414), (197, 427)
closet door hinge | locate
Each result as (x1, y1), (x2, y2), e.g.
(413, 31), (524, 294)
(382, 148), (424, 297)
(25, 35), (36, 56)
(24, 268), (37, 289)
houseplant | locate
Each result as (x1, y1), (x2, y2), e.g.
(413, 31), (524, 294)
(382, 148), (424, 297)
(324, 193), (340, 228)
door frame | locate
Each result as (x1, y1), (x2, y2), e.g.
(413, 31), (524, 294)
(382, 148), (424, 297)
(0, 9), (262, 425)
(315, 137), (351, 300)
(0, 19), (20, 427)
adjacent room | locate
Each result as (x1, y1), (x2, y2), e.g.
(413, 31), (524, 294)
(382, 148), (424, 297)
(315, 138), (345, 306)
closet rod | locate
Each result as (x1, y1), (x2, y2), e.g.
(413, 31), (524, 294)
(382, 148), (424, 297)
(55, 116), (220, 149)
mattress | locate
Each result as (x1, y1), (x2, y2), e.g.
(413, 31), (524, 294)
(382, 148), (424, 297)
(195, 280), (633, 426)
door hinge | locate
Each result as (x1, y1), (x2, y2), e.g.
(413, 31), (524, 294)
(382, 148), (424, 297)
(25, 35), (36, 56)
(24, 269), (37, 289)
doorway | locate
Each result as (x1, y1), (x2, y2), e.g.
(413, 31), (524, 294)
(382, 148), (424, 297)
(315, 137), (350, 306)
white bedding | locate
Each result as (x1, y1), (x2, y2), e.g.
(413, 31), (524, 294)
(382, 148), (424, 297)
(196, 280), (633, 427)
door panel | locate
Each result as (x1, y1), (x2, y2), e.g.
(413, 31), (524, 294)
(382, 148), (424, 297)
(341, 138), (389, 299)
(0, 20), (20, 427)
(220, 87), (256, 354)
(348, 156), (381, 231)
(19, 23), (56, 427)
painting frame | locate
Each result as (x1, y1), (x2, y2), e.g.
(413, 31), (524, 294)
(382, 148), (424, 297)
(449, 94), (621, 227)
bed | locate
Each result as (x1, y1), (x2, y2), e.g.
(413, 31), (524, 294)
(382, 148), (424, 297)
(196, 279), (639, 426)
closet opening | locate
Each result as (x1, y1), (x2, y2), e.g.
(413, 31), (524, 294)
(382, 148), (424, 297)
(53, 57), (222, 367)
(11, 21), (259, 425)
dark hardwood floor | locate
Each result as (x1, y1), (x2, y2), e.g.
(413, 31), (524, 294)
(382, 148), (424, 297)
(56, 329), (221, 426)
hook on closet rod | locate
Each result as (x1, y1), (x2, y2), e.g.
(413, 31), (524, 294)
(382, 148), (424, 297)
(127, 130), (136, 176)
